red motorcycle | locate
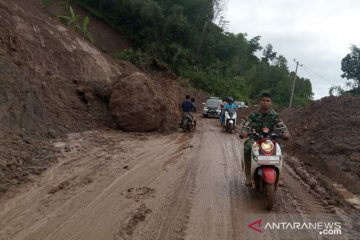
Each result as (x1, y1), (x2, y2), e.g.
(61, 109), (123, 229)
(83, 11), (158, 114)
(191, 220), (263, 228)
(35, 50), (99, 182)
(243, 127), (284, 210)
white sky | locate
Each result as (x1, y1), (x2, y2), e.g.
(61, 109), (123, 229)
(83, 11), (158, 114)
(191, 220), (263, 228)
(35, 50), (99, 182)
(225, 0), (360, 99)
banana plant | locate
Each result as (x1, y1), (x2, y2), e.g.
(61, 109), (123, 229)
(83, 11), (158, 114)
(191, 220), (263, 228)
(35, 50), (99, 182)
(58, 6), (79, 28)
(77, 16), (95, 43)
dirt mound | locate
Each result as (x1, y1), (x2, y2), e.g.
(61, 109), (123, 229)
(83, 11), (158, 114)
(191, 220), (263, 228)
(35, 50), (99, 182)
(0, 0), (207, 196)
(110, 72), (207, 132)
(281, 95), (360, 194)
(236, 106), (259, 121)
(110, 73), (164, 131)
(0, 0), (121, 195)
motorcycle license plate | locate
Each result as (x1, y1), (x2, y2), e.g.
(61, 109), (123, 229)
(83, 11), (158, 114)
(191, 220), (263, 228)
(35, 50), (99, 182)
(257, 155), (280, 164)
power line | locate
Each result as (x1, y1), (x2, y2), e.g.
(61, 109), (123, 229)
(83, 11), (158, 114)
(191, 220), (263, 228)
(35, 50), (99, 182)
(302, 64), (338, 86)
(299, 67), (325, 91)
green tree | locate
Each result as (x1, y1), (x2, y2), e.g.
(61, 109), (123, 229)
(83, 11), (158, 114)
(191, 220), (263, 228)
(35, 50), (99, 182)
(74, 0), (313, 107)
(341, 44), (360, 88)
(329, 85), (346, 96)
(262, 44), (277, 63)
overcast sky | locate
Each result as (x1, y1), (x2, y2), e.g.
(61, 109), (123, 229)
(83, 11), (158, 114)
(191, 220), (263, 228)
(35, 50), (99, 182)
(224, 0), (360, 99)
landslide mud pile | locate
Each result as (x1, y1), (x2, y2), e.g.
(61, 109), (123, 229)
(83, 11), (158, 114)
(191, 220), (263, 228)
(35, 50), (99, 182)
(0, 0), (206, 196)
(281, 96), (360, 194)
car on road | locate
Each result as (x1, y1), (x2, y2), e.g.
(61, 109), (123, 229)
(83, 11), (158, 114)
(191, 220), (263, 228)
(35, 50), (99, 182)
(203, 98), (222, 118)
(234, 101), (248, 109)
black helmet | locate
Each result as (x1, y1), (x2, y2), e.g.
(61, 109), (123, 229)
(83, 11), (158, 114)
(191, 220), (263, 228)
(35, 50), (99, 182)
(228, 97), (233, 103)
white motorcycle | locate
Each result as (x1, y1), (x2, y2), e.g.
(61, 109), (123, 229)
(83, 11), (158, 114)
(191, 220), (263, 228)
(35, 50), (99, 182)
(242, 127), (284, 210)
(224, 108), (237, 133)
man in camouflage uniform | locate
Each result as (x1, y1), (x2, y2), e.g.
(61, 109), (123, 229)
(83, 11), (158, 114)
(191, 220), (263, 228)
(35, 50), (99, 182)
(239, 93), (290, 186)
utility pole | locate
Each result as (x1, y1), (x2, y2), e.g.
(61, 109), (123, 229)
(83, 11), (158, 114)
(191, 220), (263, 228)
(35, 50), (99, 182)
(289, 59), (302, 109)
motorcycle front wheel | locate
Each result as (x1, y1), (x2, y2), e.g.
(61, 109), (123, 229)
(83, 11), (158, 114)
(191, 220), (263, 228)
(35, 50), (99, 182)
(229, 123), (233, 133)
(264, 183), (275, 210)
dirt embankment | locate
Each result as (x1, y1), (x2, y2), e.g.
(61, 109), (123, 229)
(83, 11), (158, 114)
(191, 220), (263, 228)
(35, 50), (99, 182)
(281, 96), (360, 195)
(235, 98), (360, 209)
(0, 0), (206, 195)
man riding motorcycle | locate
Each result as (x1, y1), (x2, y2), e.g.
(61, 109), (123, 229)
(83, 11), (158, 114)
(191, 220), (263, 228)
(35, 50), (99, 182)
(224, 97), (237, 111)
(180, 95), (195, 130)
(223, 97), (237, 131)
(239, 93), (290, 186)
(221, 97), (236, 125)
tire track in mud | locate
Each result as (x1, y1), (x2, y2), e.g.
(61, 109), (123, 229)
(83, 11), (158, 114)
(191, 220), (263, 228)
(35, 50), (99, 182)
(0, 131), (187, 240)
(40, 135), (186, 240)
(206, 119), (337, 240)
(184, 120), (240, 239)
(280, 163), (333, 214)
(1, 120), (358, 240)
(209, 121), (269, 239)
(136, 127), (203, 240)
(155, 161), (198, 240)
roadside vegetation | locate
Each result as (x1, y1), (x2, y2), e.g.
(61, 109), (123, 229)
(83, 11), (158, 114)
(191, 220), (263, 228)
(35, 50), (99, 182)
(44, 1), (359, 105)
(41, 0), (95, 42)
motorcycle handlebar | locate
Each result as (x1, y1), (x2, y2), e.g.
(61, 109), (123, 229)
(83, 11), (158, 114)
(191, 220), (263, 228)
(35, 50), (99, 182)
(248, 132), (282, 140)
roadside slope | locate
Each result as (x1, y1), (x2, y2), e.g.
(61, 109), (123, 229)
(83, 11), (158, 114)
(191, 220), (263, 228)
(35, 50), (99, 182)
(0, 0), (206, 196)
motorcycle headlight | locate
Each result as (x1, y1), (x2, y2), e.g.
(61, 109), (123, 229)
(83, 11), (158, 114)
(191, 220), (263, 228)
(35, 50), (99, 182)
(261, 140), (274, 153)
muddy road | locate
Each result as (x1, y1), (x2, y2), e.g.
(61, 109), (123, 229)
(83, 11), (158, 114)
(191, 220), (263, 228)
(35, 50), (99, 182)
(0, 117), (357, 240)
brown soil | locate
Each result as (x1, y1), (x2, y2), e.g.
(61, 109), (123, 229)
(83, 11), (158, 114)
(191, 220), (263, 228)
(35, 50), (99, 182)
(0, 0), (359, 239)
(0, 0), (206, 195)
(2, 118), (358, 240)
(281, 96), (360, 195)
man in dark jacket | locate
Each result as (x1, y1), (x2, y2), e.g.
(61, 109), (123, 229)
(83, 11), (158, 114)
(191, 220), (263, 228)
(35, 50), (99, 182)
(181, 95), (193, 113)
(180, 95), (194, 126)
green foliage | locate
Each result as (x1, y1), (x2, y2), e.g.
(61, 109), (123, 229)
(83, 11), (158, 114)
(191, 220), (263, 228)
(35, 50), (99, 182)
(341, 44), (360, 90)
(58, 6), (95, 42)
(112, 49), (168, 69)
(58, 6), (80, 27)
(329, 85), (346, 96)
(113, 49), (153, 66)
(40, 1), (94, 42)
(74, 0), (313, 106)
(78, 16), (95, 42)
(262, 44), (277, 63)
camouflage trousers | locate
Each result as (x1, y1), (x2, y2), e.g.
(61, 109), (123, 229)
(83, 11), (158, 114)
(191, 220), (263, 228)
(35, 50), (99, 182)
(244, 139), (255, 181)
